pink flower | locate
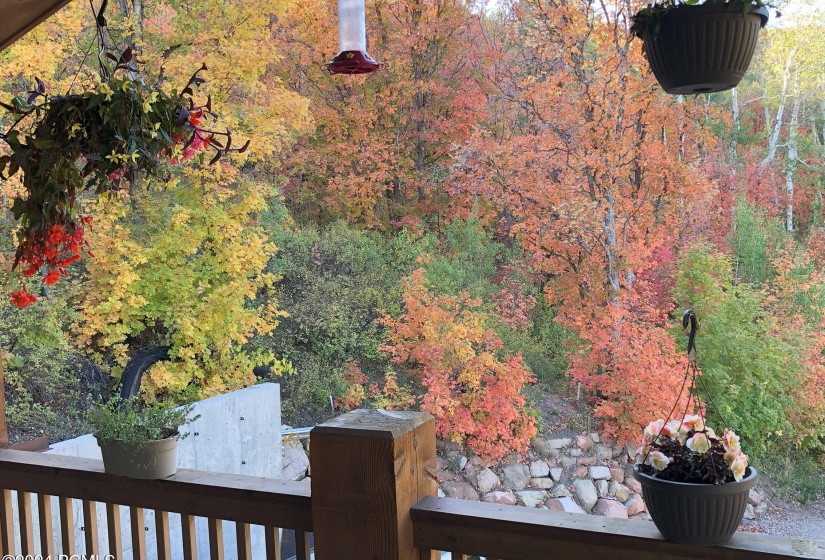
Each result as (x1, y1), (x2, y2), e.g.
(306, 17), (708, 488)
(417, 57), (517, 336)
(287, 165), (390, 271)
(645, 450), (671, 471)
(686, 432), (710, 454)
(644, 419), (665, 442)
(731, 456), (748, 482)
(722, 428), (740, 452)
(681, 414), (704, 432)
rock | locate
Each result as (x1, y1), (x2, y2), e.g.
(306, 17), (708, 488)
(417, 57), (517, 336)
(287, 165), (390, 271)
(443, 481), (480, 501)
(609, 467), (625, 483)
(438, 488), (446, 497)
(444, 441), (461, 459)
(550, 468), (563, 482)
(302, 476), (311, 484)
(545, 498), (565, 511)
(551, 484), (571, 498)
(575, 435), (594, 452)
(590, 432), (600, 443)
(609, 481), (631, 502)
(530, 460), (551, 478)
(625, 441), (638, 461)
(566, 448), (583, 457)
(630, 512), (651, 521)
(531, 477), (554, 489)
(533, 439), (561, 458)
(464, 463), (477, 480)
(459, 456), (468, 471)
(547, 437), (572, 449)
(743, 503), (756, 520)
(593, 444), (613, 460)
(503, 452), (524, 465)
(281, 439), (310, 481)
(625, 494), (646, 516)
(589, 466), (611, 480)
(560, 456), (577, 468)
(755, 502), (768, 517)
(597, 480), (608, 495)
(624, 477), (643, 495)
(547, 458), (558, 468)
(748, 488), (764, 506)
(517, 490), (548, 508)
(502, 464), (532, 490)
(483, 491), (517, 506)
(577, 457), (598, 466)
(438, 469), (458, 483)
(612, 446), (626, 459)
(594, 499), (628, 519)
(556, 496), (586, 514)
(476, 468), (501, 494)
(574, 466), (587, 478)
(572, 479), (598, 512)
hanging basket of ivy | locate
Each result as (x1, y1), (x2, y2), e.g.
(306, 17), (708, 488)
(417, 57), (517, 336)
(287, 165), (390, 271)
(1, 38), (248, 308)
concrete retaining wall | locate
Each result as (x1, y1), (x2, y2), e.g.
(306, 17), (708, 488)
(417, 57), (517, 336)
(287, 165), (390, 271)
(11, 383), (282, 559)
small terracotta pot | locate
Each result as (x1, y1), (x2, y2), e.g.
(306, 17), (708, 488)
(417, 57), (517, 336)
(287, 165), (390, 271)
(97, 435), (179, 479)
(633, 466), (757, 546)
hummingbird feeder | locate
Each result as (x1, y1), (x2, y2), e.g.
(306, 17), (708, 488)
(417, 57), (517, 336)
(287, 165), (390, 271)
(326, 0), (382, 75)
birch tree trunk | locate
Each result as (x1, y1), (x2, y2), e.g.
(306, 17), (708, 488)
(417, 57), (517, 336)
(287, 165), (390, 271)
(785, 75), (800, 232)
(761, 48), (797, 167)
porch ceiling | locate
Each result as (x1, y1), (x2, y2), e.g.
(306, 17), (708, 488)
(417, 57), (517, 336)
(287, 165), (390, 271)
(0, 0), (73, 52)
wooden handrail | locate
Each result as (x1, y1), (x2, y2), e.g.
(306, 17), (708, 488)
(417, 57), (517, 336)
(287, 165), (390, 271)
(0, 449), (312, 531)
(411, 496), (825, 560)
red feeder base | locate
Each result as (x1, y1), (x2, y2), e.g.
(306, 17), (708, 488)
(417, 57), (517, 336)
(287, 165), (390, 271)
(326, 50), (382, 75)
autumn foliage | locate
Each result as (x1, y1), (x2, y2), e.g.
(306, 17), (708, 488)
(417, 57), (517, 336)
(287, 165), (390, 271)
(381, 269), (536, 460)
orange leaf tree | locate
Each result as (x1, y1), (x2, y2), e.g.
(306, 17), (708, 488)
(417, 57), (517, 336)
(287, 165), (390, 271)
(381, 268), (536, 459)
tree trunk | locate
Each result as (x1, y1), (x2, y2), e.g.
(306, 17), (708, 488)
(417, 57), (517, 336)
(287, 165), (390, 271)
(761, 49), (797, 167)
(785, 75), (800, 232)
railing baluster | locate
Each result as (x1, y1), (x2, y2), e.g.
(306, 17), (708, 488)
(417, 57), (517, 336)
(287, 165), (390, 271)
(59, 496), (75, 553)
(263, 525), (282, 560)
(106, 503), (122, 560)
(295, 530), (311, 560)
(0, 488), (15, 556)
(130, 506), (147, 560)
(181, 514), (197, 560)
(208, 518), (224, 560)
(37, 494), (55, 556)
(236, 522), (251, 560)
(82, 500), (99, 555)
(17, 491), (34, 553)
(155, 510), (171, 560)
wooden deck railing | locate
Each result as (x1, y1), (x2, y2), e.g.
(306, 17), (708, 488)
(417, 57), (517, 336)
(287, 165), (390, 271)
(411, 495), (825, 560)
(1, 409), (824, 560)
(0, 449), (312, 559)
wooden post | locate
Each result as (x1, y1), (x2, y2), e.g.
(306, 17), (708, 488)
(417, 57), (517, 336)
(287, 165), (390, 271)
(310, 409), (438, 560)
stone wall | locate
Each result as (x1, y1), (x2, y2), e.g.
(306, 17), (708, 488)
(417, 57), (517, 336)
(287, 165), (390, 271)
(437, 432), (768, 522)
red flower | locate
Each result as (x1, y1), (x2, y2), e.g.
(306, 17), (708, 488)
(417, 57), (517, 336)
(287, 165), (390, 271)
(43, 269), (61, 286)
(10, 287), (37, 309)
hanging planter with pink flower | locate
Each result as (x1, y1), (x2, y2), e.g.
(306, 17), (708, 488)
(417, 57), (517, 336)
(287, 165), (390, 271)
(632, 310), (757, 546)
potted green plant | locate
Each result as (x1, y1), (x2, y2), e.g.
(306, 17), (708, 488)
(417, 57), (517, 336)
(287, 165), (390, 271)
(89, 397), (199, 479)
(631, 0), (772, 94)
(633, 415), (756, 545)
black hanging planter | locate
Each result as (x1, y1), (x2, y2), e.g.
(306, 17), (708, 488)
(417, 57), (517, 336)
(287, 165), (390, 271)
(633, 466), (758, 545)
(633, 2), (769, 95)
